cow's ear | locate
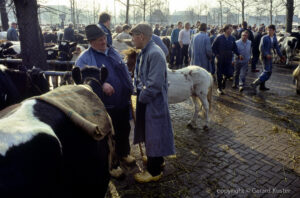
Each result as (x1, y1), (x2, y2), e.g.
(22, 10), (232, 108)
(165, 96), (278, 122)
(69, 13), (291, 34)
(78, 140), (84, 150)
(100, 66), (108, 83)
(72, 66), (82, 84)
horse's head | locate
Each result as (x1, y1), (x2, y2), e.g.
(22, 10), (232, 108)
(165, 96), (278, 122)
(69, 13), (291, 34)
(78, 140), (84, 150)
(122, 48), (140, 77)
(72, 66), (108, 98)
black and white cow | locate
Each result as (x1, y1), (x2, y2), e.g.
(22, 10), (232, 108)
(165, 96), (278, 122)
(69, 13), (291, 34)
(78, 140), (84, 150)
(0, 66), (111, 198)
(0, 65), (49, 110)
(279, 36), (298, 65)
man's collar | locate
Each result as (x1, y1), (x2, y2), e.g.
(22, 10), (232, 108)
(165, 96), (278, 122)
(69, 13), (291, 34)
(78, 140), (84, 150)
(141, 40), (153, 54)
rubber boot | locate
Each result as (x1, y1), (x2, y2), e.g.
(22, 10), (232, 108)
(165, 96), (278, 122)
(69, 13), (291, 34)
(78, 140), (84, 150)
(250, 79), (261, 94)
(259, 82), (270, 91)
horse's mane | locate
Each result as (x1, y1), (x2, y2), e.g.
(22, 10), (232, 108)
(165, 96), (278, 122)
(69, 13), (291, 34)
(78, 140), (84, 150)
(121, 47), (140, 60)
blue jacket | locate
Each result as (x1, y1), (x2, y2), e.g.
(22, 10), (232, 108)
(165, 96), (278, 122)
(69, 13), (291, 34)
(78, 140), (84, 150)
(171, 28), (180, 44)
(134, 40), (175, 157)
(259, 34), (282, 58)
(75, 47), (133, 109)
(235, 39), (252, 64)
(212, 34), (239, 62)
(7, 27), (19, 41)
(99, 23), (112, 46)
(151, 34), (169, 56)
(189, 32), (212, 72)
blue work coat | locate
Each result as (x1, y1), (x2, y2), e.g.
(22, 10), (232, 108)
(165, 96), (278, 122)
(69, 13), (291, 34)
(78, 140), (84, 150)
(75, 46), (133, 109)
(134, 40), (175, 157)
(189, 32), (213, 72)
(259, 35), (282, 58)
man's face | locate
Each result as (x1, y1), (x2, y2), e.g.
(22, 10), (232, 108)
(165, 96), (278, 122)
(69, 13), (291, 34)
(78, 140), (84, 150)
(90, 35), (107, 52)
(268, 28), (275, 36)
(225, 27), (233, 35)
(241, 32), (248, 42)
(132, 33), (143, 49)
(12, 24), (17, 29)
(178, 23), (182, 29)
(185, 23), (190, 30)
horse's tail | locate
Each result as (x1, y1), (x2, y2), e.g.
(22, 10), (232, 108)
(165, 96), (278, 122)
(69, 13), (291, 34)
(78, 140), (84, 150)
(207, 74), (213, 112)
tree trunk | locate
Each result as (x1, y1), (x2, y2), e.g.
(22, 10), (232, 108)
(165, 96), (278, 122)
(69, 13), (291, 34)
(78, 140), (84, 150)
(0, 0), (8, 31)
(143, 0), (146, 21)
(241, 0), (245, 23)
(125, 0), (129, 24)
(13, 0), (47, 70)
(286, 0), (294, 33)
(270, 0), (273, 24)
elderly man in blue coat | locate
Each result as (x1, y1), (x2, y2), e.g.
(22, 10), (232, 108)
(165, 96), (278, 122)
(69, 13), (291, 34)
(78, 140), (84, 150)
(131, 22), (175, 183)
(75, 24), (134, 178)
(251, 24), (285, 93)
(189, 23), (212, 72)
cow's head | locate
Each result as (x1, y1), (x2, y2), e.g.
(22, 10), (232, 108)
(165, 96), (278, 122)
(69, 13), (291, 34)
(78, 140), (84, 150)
(72, 66), (108, 98)
(0, 65), (49, 110)
(58, 41), (78, 61)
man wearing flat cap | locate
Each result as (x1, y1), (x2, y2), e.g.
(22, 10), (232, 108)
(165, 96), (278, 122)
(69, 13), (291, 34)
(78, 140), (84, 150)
(7, 22), (19, 41)
(131, 22), (175, 183)
(75, 24), (134, 178)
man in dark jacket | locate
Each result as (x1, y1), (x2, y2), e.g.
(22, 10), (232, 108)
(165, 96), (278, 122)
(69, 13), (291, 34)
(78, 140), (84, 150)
(75, 24), (134, 178)
(98, 12), (112, 46)
(212, 24), (242, 95)
(63, 23), (75, 41)
(154, 24), (160, 36)
(251, 26), (264, 72)
(237, 21), (254, 43)
(7, 22), (19, 41)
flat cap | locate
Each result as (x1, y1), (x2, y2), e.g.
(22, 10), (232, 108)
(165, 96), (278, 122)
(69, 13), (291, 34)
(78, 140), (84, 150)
(130, 22), (152, 37)
(85, 24), (106, 41)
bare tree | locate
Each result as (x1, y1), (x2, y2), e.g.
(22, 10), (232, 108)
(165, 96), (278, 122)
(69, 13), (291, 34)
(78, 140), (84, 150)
(223, 0), (253, 23)
(254, 0), (285, 24)
(116, 0), (130, 24)
(286, 0), (294, 32)
(0, 0), (8, 30)
(13, 0), (47, 70)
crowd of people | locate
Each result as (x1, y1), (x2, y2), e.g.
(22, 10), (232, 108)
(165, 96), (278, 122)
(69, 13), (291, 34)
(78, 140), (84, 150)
(2, 11), (298, 185)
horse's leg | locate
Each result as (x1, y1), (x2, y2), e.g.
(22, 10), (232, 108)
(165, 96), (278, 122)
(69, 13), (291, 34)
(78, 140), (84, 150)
(199, 94), (210, 130)
(187, 95), (201, 128)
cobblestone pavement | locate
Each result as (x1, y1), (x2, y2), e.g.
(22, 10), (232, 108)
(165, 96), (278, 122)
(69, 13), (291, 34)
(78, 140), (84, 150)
(106, 62), (300, 198)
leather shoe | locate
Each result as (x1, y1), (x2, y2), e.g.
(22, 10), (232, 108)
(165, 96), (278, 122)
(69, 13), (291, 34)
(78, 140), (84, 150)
(251, 69), (260, 72)
(142, 156), (166, 167)
(134, 171), (163, 183)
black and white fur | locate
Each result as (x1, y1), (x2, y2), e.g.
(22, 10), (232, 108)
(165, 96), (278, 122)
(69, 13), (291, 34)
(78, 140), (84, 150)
(0, 66), (110, 198)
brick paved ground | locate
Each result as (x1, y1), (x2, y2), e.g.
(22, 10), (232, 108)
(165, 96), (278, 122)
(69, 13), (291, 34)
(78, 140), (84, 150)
(106, 62), (300, 198)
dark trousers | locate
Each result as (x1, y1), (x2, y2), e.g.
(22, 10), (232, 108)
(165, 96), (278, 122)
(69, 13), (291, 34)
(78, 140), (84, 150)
(180, 44), (189, 67)
(170, 42), (181, 67)
(211, 55), (216, 75)
(147, 156), (164, 176)
(251, 51), (260, 70)
(216, 60), (233, 90)
(106, 106), (131, 159)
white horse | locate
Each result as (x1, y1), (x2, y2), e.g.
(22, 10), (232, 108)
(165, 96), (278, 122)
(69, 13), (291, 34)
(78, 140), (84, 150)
(123, 48), (213, 129)
(293, 64), (300, 94)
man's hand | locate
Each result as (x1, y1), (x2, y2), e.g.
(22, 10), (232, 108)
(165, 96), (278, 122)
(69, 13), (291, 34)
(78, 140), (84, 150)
(102, 82), (115, 96)
(239, 55), (244, 60)
(172, 44), (175, 48)
(266, 54), (272, 59)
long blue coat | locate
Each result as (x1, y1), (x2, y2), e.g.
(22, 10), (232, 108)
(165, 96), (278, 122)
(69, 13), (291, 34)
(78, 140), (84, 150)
(134, 40), (175, 157)
(189, 32), (213, 72)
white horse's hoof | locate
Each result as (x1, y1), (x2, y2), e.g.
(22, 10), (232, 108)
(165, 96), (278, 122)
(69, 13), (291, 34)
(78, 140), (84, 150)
(187, 122), (197, 129)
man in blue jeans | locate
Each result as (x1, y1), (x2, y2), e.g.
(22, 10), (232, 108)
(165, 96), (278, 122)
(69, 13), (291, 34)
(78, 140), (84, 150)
(170, 21), (182, 68)
(251, 24), (285, 93)
(233, 31), (251, 92)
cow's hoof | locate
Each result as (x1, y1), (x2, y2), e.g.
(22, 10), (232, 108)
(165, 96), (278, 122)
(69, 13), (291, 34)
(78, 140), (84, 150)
(203, 125), (209, 131)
